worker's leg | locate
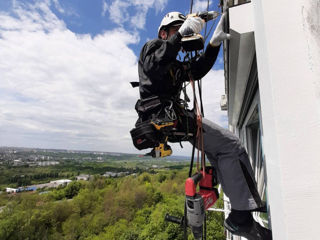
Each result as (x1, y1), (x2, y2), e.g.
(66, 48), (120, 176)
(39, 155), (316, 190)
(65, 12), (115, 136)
(189, 117), (272, 239)
(198, 118), (272, 239)
(199, 118), (263, 210)
(183, 115), (271, 239)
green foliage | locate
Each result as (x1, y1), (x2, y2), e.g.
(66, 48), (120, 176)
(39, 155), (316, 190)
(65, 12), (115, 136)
(0, 169), (225, 240)
(65, 181), (82, 199)
(140, 172), (151, 183)
(158, 173), (167, 183)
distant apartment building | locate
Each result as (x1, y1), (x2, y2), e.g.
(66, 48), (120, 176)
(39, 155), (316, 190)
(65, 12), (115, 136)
(5, 179), (72, 194)
(49, 179), (72, 187)
(103, 172), (129, 178)
(13, 159), (23, 166)
(6, 188), (17, 193)
(221, 0), (320, 239)
(6, 186), (37, 193)
(76, 174), (90, 181)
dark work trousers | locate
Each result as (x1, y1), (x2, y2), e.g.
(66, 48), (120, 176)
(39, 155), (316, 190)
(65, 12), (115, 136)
(193, 118), (263, 211)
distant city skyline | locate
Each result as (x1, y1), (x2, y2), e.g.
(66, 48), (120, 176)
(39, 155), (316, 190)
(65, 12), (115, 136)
(0, 0), (227, 156)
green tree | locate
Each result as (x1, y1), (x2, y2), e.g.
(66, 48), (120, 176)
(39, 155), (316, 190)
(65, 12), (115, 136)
(158, 173), (167, 183)
(65, 181), (82, 199)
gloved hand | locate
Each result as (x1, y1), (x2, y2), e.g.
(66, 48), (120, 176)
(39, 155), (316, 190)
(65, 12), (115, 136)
(210, 13), (231, 47)
(178, 16), (205, 36)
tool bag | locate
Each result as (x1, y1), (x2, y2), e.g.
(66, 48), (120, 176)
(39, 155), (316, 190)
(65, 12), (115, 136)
(130, 120), (160, 150)
(131, 96), (163, 150)
(131, 96), (180, 151)
(135, 96), (162, 119)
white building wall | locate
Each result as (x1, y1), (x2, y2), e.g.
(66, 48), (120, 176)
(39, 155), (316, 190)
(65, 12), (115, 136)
(252, 1), (320, 239)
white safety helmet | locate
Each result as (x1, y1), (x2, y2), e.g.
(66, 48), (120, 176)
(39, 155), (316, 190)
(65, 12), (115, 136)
(158, 11), (186, 38)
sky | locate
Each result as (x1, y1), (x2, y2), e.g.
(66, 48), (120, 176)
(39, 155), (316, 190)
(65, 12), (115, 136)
(0, 0), (227, 156)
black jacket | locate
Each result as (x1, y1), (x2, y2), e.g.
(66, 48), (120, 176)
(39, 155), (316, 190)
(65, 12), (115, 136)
(136, 32), (220, 125)
(138, 32), (220, 102)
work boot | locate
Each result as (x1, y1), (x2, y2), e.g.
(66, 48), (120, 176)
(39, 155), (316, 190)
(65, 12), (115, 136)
(224, 216), (272, 240)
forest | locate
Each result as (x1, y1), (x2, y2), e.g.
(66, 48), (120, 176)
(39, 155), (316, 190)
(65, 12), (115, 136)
(0, 168), (225, 240)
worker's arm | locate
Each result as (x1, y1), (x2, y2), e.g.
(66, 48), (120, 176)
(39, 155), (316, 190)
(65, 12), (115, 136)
(140, 16), (207, 80)
(189, 44), (220, 80)
(189, 13), (230, 80)
(141, 32), (182, 75)
(138, 33), (183, 99)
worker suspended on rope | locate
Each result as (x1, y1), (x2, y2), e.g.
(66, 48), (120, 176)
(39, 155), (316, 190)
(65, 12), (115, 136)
(130, 11), (272, 240)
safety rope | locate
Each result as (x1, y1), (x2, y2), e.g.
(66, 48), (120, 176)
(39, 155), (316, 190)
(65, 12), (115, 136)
(189, 73), (206, 176)
(189, 0), (194, 14)
(184, 0), (214, 240)
(185, 0), (211, 239)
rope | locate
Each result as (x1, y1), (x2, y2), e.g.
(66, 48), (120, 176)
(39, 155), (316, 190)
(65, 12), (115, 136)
(189, 0), (194, 14)
(185, 0), (211, 239)
(203, 0), (210, 46)
(189, 73), (206, 176)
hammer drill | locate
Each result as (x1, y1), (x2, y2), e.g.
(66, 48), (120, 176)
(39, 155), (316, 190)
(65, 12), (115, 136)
(165, 166), (219, 240)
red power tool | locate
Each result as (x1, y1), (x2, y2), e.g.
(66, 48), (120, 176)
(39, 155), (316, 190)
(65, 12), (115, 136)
(185, 166), (219, 239)
(165, 166), (219, 240)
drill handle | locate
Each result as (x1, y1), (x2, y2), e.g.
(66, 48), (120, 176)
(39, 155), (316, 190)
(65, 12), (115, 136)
(185, 172), (203, 197)
(191, 172), (203, 185)
(197, 10), (220, 22)
(187, 11), (220, 22)
(165, 214), (184, 226)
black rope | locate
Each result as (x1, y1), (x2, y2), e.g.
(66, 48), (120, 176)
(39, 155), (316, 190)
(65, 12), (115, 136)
(197, 80), (205, 116)
(189, 131), (197, 177)
(204, 212), (207, 240)
(204, 21), (216, 42)
(184, 202), (188, 239)
(189, 0), (194, 14)
(189, 66), (197, 178)
(185, 0), (212, 238)
(203, 0), (210, 44)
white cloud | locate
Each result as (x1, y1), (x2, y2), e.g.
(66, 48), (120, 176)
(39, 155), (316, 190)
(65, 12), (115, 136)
(101, 0), (108, 17)
(108, 0), (168, 29)
(201, 70), (227, 125)
(51, 0), (79, 17)
(0, 0), (141, 152)
(0, 0), (227, 156)
(108, 0), (130, 26)
(52, 0), (64, 14)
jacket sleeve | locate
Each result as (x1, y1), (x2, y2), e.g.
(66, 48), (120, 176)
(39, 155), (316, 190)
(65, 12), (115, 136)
(189, 43), (221, 80)
(141, 32), (182, 76)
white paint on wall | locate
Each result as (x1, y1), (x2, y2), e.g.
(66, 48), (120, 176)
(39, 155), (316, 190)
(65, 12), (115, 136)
(301, 1), (320, 116)
(229, 3), (254, 34)
(252, 0), (320, 239)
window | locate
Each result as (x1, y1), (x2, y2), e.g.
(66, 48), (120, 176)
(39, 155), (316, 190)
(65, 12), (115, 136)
(226, 0), (251, 7)
(239, 92), (270, 227)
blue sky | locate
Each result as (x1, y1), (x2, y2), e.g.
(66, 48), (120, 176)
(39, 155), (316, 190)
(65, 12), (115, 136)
(0, 0), (227, 155)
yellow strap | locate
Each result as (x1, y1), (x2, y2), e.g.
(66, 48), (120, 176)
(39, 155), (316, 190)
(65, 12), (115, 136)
(150, 121), (174, 131)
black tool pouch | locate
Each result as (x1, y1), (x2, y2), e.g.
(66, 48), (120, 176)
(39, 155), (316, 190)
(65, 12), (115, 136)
(131, 96), (165, 150)
(135, 96), (162, 118)
(130, 121), (160, 150)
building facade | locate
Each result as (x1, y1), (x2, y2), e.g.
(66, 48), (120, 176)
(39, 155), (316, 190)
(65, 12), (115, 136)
(221, 0), (320, 239)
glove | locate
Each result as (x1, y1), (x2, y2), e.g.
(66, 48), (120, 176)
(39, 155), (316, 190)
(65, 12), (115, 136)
(178, 16), (204, 36)
(210, 13), (231, 47)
